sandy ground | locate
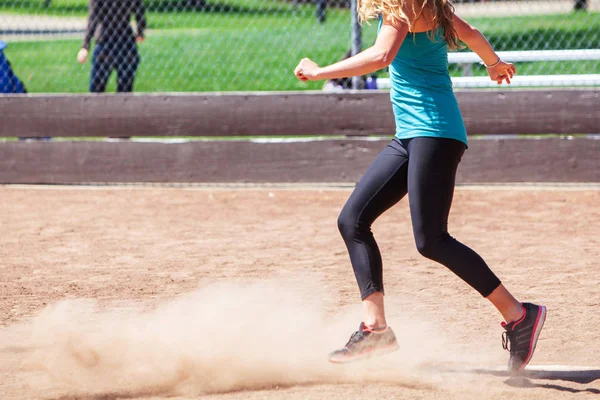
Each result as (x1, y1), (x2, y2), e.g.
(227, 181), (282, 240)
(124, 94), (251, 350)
(0, 185), (599, 400)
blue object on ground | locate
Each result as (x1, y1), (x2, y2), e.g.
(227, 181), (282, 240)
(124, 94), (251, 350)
(0, 41), (27, 94)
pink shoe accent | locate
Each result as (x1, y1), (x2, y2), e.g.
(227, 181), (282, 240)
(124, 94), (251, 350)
(501, 304), (527, 329)
(516, 305), (547, 371)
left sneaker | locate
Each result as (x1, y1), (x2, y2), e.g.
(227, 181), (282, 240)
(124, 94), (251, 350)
(328, 322), (399, 364)
(501, 302), (547, 372)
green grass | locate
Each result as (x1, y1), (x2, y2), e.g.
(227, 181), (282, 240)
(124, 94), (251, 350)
(0, 0), (302, 15)
(2, 8), (599, 93)
(5, 10), (379, 92)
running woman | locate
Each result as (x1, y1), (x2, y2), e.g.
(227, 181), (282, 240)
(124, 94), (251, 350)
(294, 0), (546, 372)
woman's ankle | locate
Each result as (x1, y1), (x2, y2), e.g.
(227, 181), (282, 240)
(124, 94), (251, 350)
(362, 292), (386, 330)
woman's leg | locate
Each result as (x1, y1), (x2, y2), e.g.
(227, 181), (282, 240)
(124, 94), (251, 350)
(405, 137), (523, 317)
(487, 284), (524, 322)
(337, 138), (409, 328)
(89, 43), (112, 93)
(116, 36), (139, 93)
(329, 139), (409, 363)
(406, 137), (546, 371)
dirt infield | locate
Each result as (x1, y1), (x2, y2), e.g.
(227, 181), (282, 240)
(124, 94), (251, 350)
(1, 185), (599, 400)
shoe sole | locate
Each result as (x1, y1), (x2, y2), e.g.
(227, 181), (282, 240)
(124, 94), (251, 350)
(516, 305), (547, 372)
(328, 342), (400, 364)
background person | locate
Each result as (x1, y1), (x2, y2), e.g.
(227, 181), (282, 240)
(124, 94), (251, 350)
(77, 0), (147, 93)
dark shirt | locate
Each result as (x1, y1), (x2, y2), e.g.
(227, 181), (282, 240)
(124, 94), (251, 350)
(83, 0), (146, 50)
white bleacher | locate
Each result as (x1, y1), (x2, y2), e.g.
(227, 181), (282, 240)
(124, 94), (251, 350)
(375, 49), (600, 89)
(450, 49), (600, 64)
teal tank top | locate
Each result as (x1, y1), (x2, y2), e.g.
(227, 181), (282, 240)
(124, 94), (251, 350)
(379, 19), (467, 145)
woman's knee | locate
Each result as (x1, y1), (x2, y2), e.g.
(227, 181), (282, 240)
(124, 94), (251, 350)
(414, 231), (447, 260)
(337, 208), (357, 239)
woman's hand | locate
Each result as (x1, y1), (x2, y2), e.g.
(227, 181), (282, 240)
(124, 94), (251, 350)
(77, 48), (88, 64)
(294, 58), (321, 81)
(487, 60), (516, 85)
(136, 35), (144, 44)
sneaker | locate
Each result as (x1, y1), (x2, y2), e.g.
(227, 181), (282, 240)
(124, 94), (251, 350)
(328, 322), (399, 364)
(501, 302), (547, 372)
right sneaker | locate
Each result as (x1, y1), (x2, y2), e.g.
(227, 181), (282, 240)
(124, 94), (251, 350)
(501, 302), (547, 372)
(328, 322), (399, 364)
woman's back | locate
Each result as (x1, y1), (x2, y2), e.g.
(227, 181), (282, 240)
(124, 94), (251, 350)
(378, 2), (467, 144)
(388, 27), (452, 90)
(377, 0), (455, 88)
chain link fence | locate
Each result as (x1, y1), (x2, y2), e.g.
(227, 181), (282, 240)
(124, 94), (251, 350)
(0, 0), (598, 93)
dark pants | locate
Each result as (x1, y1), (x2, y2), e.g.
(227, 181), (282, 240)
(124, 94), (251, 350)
(315, 0), (326, 23)
(90, 36), (139, 93)
(337, 137), (501, 300)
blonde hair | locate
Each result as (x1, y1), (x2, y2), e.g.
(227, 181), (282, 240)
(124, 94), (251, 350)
(358, 0), (461, 50)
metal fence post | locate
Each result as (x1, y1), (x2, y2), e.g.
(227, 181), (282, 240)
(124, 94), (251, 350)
(574, 0), (588, 11)
(350, 0), (362, 90)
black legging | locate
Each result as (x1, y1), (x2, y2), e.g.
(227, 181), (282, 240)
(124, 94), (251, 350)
(338, 137), (501, 300)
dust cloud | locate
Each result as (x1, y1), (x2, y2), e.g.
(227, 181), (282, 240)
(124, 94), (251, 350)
(1, 277), (495, 397)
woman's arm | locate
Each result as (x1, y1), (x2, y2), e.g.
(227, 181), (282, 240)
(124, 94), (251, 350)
(134, 0), (147, 42)
(453, 15), (516, 84)
(295, 16), (408, 81)
(77, 0), (98, 63)
(82, 0), (99, 51)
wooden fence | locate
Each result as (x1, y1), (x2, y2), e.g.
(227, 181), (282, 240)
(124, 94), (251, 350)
(1, 89), (598, 184)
